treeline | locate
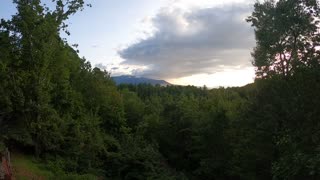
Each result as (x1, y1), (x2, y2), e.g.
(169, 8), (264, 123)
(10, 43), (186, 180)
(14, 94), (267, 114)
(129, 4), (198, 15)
(0, 0), (320, 179)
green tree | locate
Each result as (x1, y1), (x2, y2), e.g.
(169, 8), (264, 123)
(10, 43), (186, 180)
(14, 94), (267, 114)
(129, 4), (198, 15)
(0, 0), (88, 155)
(121, 88), (145, 129)
(247, 1), (320, 179)
(247, 0), (320, 78)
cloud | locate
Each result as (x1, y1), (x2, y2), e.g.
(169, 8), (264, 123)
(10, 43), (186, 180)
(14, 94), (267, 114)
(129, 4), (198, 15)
(94, 62), (148, 77)
(91, 44), (99, 48)
(95, 63), (108, 70)
(94, 63), (108, 70)
(118, 4), (255, 79)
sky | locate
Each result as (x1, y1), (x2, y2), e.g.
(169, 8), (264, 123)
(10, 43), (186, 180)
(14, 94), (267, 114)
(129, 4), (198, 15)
(0, 0), (256, 87)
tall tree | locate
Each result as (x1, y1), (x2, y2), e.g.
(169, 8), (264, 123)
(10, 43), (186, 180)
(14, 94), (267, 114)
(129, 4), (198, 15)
(247, 0), (320, 78)
(247, 1), (320, 179)
(0, 0), (87, 155)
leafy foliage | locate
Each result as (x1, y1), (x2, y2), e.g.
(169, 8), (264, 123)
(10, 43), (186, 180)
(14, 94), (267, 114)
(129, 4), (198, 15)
(247, 0), (320, 78)
(0, 0), (319, 179)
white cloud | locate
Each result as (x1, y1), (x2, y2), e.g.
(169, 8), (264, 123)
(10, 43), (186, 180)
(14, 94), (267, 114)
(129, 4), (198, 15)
(118, 4), (255, 79)
(168, 0), (251, 9)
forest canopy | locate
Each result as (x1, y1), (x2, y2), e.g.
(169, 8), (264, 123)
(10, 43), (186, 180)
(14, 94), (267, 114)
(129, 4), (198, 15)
(0, 0), (320, 179)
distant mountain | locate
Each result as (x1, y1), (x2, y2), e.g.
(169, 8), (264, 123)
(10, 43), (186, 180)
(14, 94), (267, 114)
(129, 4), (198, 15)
(112, 75), (171, 86)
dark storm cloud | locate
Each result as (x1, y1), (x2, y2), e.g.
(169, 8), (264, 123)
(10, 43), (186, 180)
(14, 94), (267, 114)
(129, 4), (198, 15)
(119, 4), (255, 79)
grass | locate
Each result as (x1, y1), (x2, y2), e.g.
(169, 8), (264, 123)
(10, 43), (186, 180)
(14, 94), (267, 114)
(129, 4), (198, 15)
(11, 153), (54, 180)
(11, 153), (99, 180)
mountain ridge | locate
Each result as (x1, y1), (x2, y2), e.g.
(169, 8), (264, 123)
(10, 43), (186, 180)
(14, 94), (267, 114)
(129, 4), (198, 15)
(112, 75), (171, 86)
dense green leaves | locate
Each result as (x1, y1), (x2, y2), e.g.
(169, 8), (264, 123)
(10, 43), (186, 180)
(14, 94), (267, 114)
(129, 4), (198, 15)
(247, 0), (320, 78)
(1, 0), (320, 179)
